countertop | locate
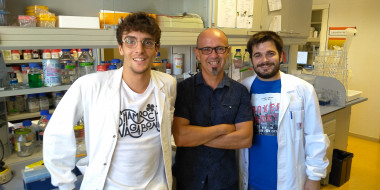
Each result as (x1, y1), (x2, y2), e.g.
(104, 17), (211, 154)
(320, 97), (368, 116)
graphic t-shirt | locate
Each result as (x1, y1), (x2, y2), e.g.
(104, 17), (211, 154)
(248, 78), (281, 190)
(105, 79), (167, 190)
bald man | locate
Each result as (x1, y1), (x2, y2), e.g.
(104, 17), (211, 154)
(172, 28), (253, 190)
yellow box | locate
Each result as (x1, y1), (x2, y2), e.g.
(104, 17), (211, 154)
(99, 10), (156, 29)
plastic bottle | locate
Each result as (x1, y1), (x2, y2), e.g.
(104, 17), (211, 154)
(42, 49), (51, 59)
(111, 58), (121, 69)
(233, 49), (243, 69)
(32, 49), (40, 59)
(60, 49), (77, 84)
(77, 48), (95, 77)
(152, 52), (163, 72)
(36, 110), (50, 145)
(243, 49), (251, 67)
(54, 92), (63, 108)
(26, 94), (39, 112)
(51, 49), (60, 59)
(23, 50), (32, 60)
(74, 119), (86, 155)
(38, 93), (49, 111)
(20, 64), (29, 86)
(11, 50), (20, 60)
(28, 62), (42, 88)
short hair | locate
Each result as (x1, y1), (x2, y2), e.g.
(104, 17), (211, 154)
(116, 12), (161, 47)
(246, 31), (283, 58)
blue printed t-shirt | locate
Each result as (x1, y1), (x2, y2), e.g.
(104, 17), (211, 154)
(249, 78), (281, 190)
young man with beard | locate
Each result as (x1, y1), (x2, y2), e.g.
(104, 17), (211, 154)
(172, 28), (253, 190)
(43, 12), (176, 189)
(240, 31), (329, 190)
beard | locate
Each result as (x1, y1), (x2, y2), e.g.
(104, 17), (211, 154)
(253, 62), (280, 79)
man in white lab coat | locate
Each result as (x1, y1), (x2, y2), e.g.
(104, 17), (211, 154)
(240, 31), (329, 190)
(43, 12), (176, 190)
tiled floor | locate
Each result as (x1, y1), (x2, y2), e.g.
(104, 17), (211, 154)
(321, 136), (380, 190)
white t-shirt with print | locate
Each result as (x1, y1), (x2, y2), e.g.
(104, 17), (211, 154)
(104, 79), (167, 190)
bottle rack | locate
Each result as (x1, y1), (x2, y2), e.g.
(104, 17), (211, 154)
(312, 49), (348, 93)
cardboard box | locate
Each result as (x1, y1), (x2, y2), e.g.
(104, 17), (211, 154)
(99, 10), (156, 29)
(56, 15), (100, 29)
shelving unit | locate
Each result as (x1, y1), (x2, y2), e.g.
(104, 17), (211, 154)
(7, 109), (55, 121)
(4, 59), (43, 65)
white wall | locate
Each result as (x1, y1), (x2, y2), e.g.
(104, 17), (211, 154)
(314, 0), (380, 141)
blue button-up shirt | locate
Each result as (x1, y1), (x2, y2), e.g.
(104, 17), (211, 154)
(173, 72), (252, 190)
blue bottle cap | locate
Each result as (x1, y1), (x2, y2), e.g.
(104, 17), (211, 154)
(111, 59), (120, 63)
(27, 94), (36, 98)
(9, 96), (16, 101)
(29, 62), (40, 68)
(108, 65), (117, 70)
(56, 93), (62, 96)
(39, 93), (47, 96)
(47, 114), (52, 120)
(62, 49), (71, 52)
(40, 110), (49, 116)
(81, 49), (89, 51)
(22, 120), (32, 127)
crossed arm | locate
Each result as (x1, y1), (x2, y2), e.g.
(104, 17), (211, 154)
(172, 116), (253, 149)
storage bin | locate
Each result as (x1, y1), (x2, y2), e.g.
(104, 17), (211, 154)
(329, 149), (354, 187)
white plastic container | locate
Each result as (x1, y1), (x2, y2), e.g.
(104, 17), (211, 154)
(173, 53), (183, 75)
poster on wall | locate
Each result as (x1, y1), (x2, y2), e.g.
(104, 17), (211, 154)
(328, 26), (356, 49)
(217, 0), (237, 28)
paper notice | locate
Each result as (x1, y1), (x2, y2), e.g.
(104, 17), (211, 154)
(268, 0), (282, 11)
(269, 15), (281, 32)
(217, 0), (237, 28)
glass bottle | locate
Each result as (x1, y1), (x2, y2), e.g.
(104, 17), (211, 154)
(28, 62), (42, 88)
(60, 49), (77, 84)
(108, 65), (117, 71)
(77, 48), (95, 77)
(20, 64), (29, 86)
(38, 93), (50, 111)
(36, 110), (50, 146)
(111, 58), (121, 69)
(14, 121), (35, 157)
(243, 49), (251, 67)
(54, 92), (63, 108)
(7, 96), (19, 115)
(233, 49), (243, 69)
(152, 52), (163, 72)
(26, 94), (39, 113)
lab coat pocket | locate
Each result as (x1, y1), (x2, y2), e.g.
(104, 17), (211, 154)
(76, 156), (89, 175)
(289, 108), (304, 141)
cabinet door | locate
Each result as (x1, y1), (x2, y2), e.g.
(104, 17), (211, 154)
(259, 0), (312, 37)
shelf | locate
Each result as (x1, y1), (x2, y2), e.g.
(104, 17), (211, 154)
(0, 26), (309, 50)
(307, 37), (320, 43)
(0, 85), (71, 97)
(8, 109), (55, 121)
(4, 59), (42, 65)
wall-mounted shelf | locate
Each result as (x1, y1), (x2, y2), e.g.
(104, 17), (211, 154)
(8, 109), (55, 121)
(4, 59), (43, 65)
(0, 85), (71, 98)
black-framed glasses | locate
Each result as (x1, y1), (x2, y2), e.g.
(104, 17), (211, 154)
(123, 36), (157, 49)
(196, 46), (229, 55)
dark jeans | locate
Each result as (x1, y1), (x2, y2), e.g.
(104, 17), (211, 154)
(176, 177), (238, 190)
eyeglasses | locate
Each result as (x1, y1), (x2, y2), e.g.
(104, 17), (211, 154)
(123, 36), (157, 49)
(196, 46), (229, 55)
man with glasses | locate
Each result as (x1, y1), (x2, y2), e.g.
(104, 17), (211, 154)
(172, 28), (253, 190)
(44, 12), (176, 190)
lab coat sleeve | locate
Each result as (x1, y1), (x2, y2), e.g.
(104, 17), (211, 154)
(43, 78), (85, 190)
(302, 84), (330, 181)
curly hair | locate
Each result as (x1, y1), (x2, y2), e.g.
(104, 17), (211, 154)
(116, 12), (161, 47)
(247, 31), (283, 58)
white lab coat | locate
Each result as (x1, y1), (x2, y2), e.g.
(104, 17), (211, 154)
(239, 72), (329, 190)
(43, 68), (177, 190)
